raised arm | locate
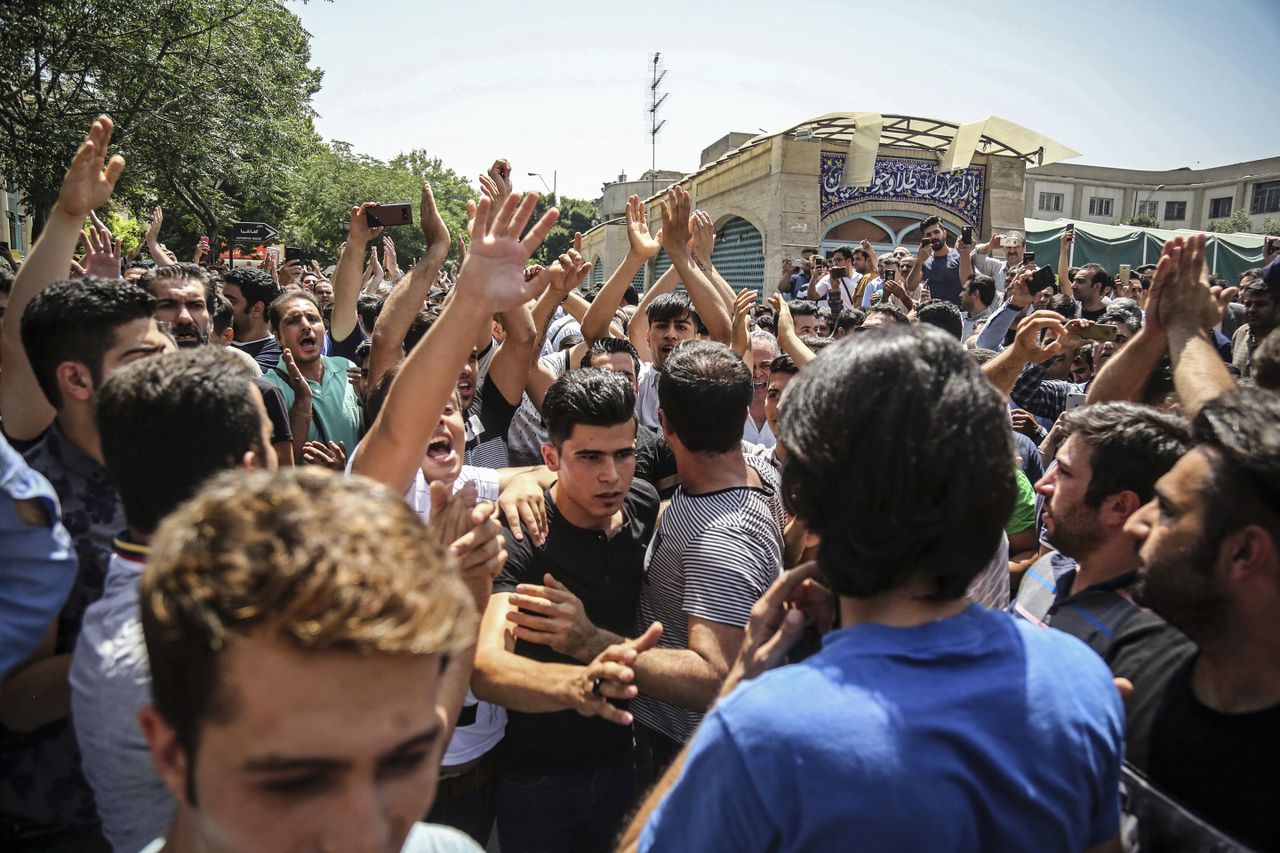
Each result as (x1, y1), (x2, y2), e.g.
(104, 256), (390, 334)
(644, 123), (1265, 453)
(660, 187), (732, 343)
(144, 206), (177, 266)
(331, 203), (385, 343)
(367, 184), (449, 389)
(1057, 229), (1073, 293)
(982, 310), (1068, 400)
(907, 240), (929, 290)
(352, 191), (558, 495)
(689, 210), (737, 314)
(1, 115), (124, 440)
(768, 294), (815, 368)
(581, 195), (660, 343)
(1160, 234), (1236, 420)
(958, 234), (973, 285)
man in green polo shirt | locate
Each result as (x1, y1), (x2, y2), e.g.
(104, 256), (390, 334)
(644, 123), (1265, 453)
(262, 291), (363, 465)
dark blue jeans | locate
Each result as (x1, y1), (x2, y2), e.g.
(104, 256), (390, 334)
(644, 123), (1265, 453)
(496, 750), (634, 853)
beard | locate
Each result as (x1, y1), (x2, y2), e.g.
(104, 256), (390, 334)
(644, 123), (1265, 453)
(171, 323), (210, 348)
(1134, 531), (1228, 643)
(1045, 500), (1104, 560)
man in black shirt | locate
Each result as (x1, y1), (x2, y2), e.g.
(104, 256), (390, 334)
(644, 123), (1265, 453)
(473, 369), (660, 853)
(1116, 390), (1280, 851)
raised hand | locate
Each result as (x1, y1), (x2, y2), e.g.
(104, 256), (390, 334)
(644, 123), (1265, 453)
(1149, 234), (1217, 334)
(55, 115), (124, 222)
(281, 347), (313, 404)
(625, 194), (660, 260)
(495, 471), (549, 545)
(382, 235), (399, 278)
(575, 622), (665, 725)
(732, 288), (756, 355)
(80, 212), (122, 278)
(457, 191), (559, 313)
(689, 210), (715, 264)
(419, 181), (450, 256)
(721, 562), (825, 696)
(659, 184), (693, 257)
(145, 206), (163, 243)
(768, 292), (795, 339)
(348, 202), (385, 244)
(1010, 310), (1069, 365)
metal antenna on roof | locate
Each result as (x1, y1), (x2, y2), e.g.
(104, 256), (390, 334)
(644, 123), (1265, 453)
(648, 53), (668, 199)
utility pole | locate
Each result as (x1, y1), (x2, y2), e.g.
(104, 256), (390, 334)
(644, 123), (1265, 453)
(648, 53), (667, 200)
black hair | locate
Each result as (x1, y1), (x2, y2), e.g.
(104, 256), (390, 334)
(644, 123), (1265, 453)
(967, 274), (996, 307)
(96, 348), (263, 535)
(354, 338), (373, 366)
(801, 336), (835, 354)
(789, 300), (819, 318)
(1242, 277), (1279, 299)
(1057, 402), (1190, 508)
(1047, 292), (1079, 320)
(832, 245), (854, 263)
(834, 308), (865, 333)
(864, 304), (909, 325)
(543, 369), (636, 447)
(1193, 390), (1280, 545)
(921, 215), (943, 232)
(1077, 263), (1113, 293)
(20, 277), (155, 408)
(582, 337), (641, 375)
(357, 294), (384, 333)
(266, 290), (320, 332)
(138, 263), (217, 306)
(404, 307), (441, 354)
(969, 347), (999, 366)
(658, 340), (751, 453)
(916, 299), (963, 340)
(769, 353), (798, 375)
(646, 291), (700, 327)
(779, 326), (1016, 599)
(221, 267), (280, 315)
(1099, 304), (1142, 334)
(211, 295), (234, 336)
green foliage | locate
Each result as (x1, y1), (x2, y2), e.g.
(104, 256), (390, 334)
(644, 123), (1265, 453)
(1258, 217), (1280, 236)
(103, 209), (148, 257)
(0, 0), (322, 251)
(1120, 215), (1162, 229)
(529, 195), (601, 264)
(1206, 209), (1257, 234)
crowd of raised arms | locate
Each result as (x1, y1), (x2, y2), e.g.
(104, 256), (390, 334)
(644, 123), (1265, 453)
(0, 115), (1277, 853)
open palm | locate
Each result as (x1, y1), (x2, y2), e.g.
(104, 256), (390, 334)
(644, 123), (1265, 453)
(458, 193), (560, 313)
(626, 194), (660, 259)
(57, 115), (124, 220)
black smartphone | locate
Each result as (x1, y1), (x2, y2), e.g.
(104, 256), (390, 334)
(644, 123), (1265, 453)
(284, 245), (306, 263)
(1024, 250), (1037, 264)
(1027, 265), (1056, 294)
(366, 203), (413, 228)
(884, 268), (896, 282)
(962, 226), (973, 245)
(830, 267), (848, 280)
(1066, 223), (1075, 234)
(1081, 324), (1118, 341)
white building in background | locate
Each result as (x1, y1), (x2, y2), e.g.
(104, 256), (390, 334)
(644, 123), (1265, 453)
(1024, 156), (1280, 232)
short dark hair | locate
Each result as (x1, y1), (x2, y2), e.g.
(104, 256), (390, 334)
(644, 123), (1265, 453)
(1047, 293), (1079, 320)
(1077, 263), (1112, 292)
(582, 337), (641, 375)
(832, 245), (854, 263)
(916, 299), (963, 339)
(658, 340), (751, 452)
(789, 300), (818, 319)
(646, 291), (700, 327)
(1099, 304), (1142, 334)
(138, 263), (216, 305)
(1194, 390), (1280, 545)
(267, 290), (320, 332)
(779, 326), (1016, 600)
(834, 308), (865, 333)
(967, 275), (996, 306)
(543, 369), (636, 447)
(221, 267), (280, 315)
(865, 304), (909, 325)
(20, 278), (155, 408)
(96, 348), (263, 535)
(357, 294), (383, 332)
(769, 354), (799, 376)
(1057, 402), (1190, 508)
(211, 295), (234, 336)
(1242, 277), (1279, 300)
(1253, 329), (1280, 391)
(921, 215), (943, 232)
(404, 307), (440, 354)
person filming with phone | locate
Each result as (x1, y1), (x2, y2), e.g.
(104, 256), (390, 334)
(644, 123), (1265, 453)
(908, 216), (968, 306)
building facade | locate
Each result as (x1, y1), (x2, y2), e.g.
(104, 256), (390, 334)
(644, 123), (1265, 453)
(1024, 156), (1280, 232)
(581, 113), (1076, 297)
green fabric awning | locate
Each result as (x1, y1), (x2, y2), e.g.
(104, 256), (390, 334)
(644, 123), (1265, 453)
(1022, 218), (1267, 284)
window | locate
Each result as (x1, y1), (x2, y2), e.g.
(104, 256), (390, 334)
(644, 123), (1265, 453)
(1038, 192), (1063, 213)
(1138, 200), (1158, 219)
(1087, 197), (1113, 217)
(1209, 196), (1233, 219)
(1250, 181), (1280, 215)
(1164, 201), (1187, 221)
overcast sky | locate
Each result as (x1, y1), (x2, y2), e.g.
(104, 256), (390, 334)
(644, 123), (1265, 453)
(287, 0), (1280, 201)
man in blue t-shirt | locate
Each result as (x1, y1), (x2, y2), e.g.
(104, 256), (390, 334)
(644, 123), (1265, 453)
(621, 325), (1124, 853)
(908, 215), (969, 306)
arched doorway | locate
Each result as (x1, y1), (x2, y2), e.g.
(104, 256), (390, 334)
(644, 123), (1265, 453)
(821, 211), (961, 256)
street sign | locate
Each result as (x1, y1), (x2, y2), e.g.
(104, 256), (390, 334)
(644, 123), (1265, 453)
(230, 222), (278, 242)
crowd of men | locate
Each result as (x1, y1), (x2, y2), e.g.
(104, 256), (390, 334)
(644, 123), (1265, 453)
(0, 114), (1278, 852)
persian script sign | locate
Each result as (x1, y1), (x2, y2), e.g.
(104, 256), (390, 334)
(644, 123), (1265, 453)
(821, 153), (985, 229)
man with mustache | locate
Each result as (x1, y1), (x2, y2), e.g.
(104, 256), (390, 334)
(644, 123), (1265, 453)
(907, 215), (968, 306)
(137, 263), (215, 348)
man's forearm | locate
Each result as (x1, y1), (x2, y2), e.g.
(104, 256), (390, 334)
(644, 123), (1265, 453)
(367, 248), (445, 387)
(1168, 323), (1236, 420)
(976, 302), (1020, 351)
(982, 348), (1030, 399)
(287, 397), (312, 462)
(669, 250), (731, 342)
(330, 236), (370, 342)
(471, 649), (593, 713)
(1086, 327), (1166, 405)
(582, 252), (645, 341)
(777, 325), (816, 368)
(630, 646), (725, 711)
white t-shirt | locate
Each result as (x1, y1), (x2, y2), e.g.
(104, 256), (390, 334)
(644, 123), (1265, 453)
(814, 273), (878, 309)
(743, 414), (776, 449)
(636, 362), (661, 429)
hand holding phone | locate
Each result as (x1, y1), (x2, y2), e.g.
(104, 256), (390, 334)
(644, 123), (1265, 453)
(365, 203), (414, 228)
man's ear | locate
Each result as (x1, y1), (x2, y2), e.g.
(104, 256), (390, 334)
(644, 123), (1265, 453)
(1223, 525), (1279, 585)
(55, 361), (95, 404)
(1101, 490), (1142, 530)
(139, 705), (193, 806)
(541, 442), (560, 472)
